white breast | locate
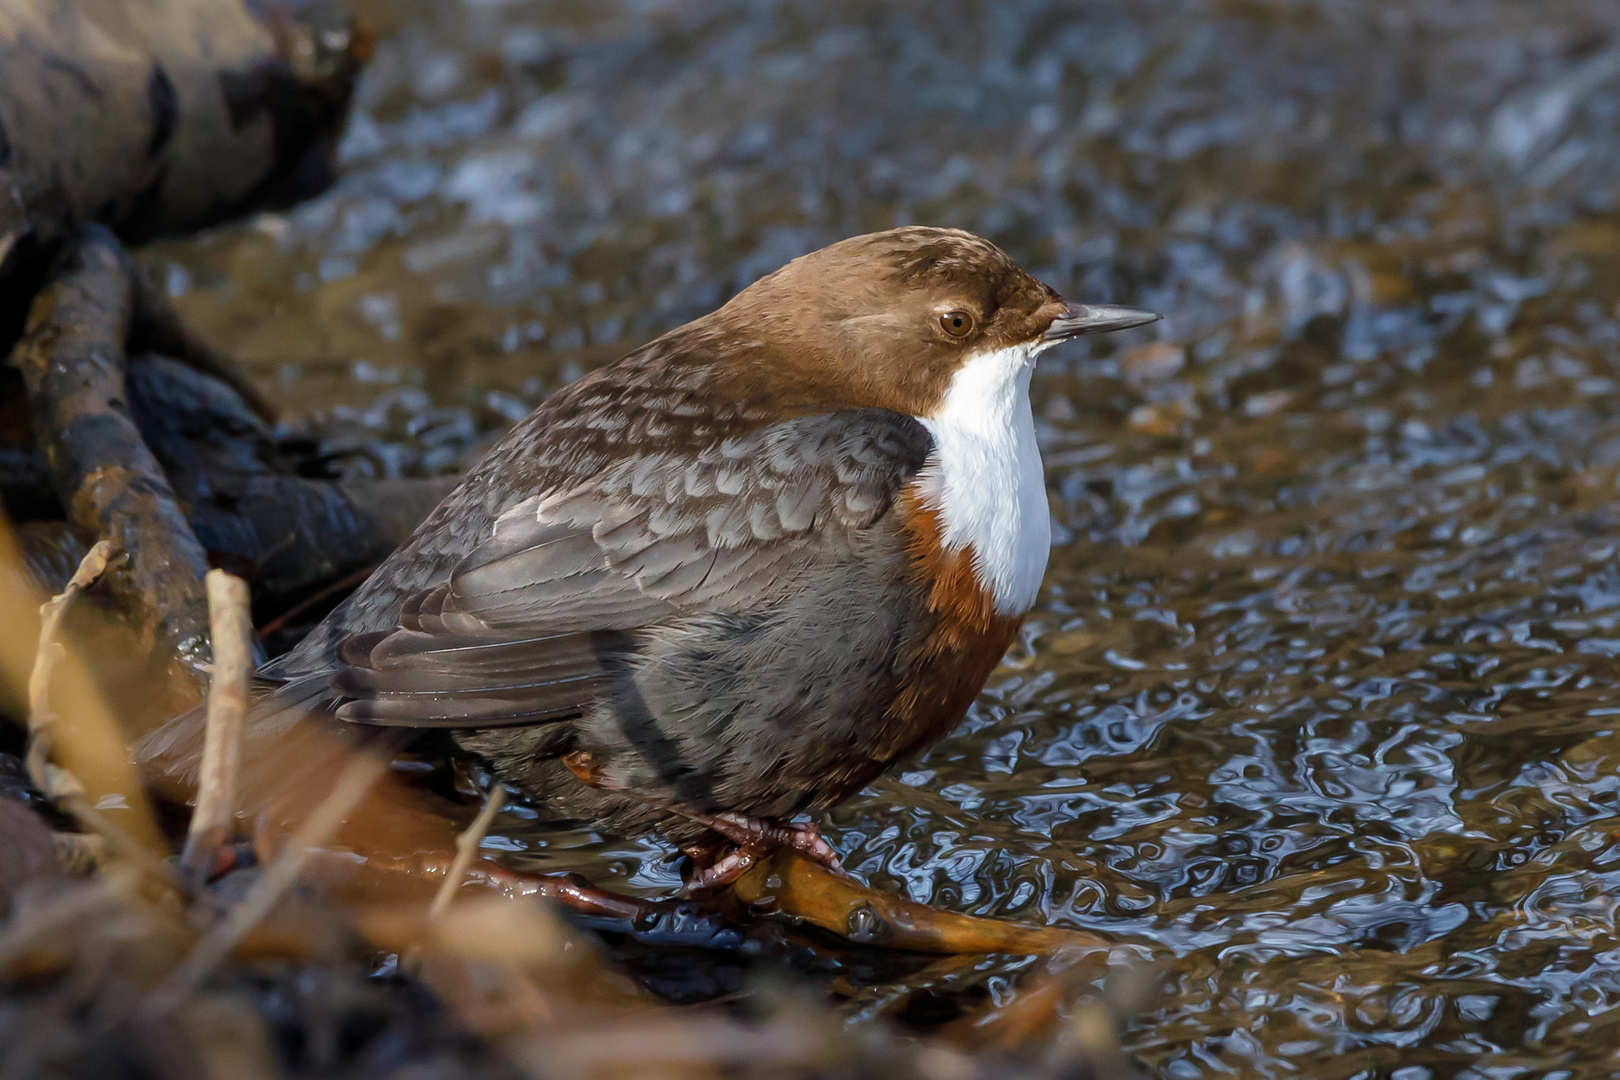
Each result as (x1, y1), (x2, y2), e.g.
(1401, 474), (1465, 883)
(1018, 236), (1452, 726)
(913, 343), (1052, 616)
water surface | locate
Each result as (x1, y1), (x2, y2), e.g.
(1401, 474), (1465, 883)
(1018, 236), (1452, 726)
(151, 1), (1620, 1073)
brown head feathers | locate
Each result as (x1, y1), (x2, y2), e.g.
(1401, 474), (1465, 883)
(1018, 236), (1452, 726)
(695, 227), (1069, 419)
(548, 226), (1156, 434)
(553, 228), (1068, 424)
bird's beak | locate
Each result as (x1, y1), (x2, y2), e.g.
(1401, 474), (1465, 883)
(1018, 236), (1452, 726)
(1042, 303), (1160, 342)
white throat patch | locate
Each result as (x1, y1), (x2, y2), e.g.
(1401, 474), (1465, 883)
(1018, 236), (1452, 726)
(914, 343), (1051, 616)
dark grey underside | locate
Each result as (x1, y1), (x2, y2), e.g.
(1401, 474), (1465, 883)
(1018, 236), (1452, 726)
(247, 386), (937, 843)
(458, 525), (930, 843)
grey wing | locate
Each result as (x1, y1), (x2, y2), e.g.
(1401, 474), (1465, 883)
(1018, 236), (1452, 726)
(327, 410), (931, 729)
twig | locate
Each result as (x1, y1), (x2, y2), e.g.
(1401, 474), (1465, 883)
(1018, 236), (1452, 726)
(179, 570), (255, 891)
(430, 785), (507, 919)
(149, 745), (394, 1010)
(14, 227), (213, 670)
(25, 540), (114, 801)
(22, 539), (172, 886)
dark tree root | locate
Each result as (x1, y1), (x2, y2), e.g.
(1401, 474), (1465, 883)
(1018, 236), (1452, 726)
(128, 265), (276, 423)
(7, 359), (454, 607)
(124, 352), (456, 614)
(12, 226), (215, 668)
(6, 225), (456, 676)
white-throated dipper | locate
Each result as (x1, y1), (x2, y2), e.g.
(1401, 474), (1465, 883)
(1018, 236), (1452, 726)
(228, 227), (1155, 888)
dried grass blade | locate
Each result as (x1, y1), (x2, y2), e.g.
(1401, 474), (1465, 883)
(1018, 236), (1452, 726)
(429, 785), (507, 919)
(151, 742), (395, 1010)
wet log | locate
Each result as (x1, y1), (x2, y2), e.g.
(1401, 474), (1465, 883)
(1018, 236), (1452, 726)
(0, 0), (364, 270)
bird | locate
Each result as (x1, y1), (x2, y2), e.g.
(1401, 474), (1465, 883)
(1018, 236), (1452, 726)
(169, 227), (1155, 890)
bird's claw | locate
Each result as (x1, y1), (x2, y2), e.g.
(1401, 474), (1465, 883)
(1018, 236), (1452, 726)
(679, 813), (842, 894)
(681, 845), (758, 893)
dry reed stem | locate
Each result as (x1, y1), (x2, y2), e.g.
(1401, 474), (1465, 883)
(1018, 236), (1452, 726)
(150, 746), (394, 1010)
(7, 533), (167, 860)
(429, 784), (507, 919)
(25, 540), (114, 800)
(179, 570), (254, 890)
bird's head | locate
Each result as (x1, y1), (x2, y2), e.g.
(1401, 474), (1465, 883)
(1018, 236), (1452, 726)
(697, 226), (1157, 420)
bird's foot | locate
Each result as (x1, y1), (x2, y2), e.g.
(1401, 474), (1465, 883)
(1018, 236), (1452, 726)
(680, 813), (842, 894)
(702, 812), (844, 870)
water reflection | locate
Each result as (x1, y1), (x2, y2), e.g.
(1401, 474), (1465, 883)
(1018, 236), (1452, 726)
(152, 0), (1620, 1074)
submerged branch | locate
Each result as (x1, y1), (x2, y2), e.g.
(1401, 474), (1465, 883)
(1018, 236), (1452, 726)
(733, 849), (1112, 955)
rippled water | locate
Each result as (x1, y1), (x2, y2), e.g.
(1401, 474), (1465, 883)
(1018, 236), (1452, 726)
(149, 0), (1620, 1073)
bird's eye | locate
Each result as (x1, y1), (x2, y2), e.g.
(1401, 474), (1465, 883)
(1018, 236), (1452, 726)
(939, 310), (975, 338)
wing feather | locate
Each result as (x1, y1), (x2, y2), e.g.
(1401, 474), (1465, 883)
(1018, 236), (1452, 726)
(325, 409), (930, 729)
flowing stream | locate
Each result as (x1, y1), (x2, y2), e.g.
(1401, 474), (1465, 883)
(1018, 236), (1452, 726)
(151, 1), (1620, 1073)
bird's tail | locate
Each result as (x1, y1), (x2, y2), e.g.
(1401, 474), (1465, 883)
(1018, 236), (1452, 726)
(133, 675), (350, 804)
